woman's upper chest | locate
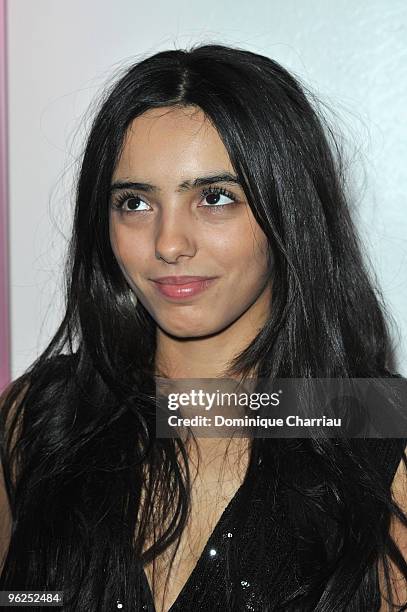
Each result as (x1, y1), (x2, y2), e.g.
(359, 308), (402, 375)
(142, 467), (248, 611)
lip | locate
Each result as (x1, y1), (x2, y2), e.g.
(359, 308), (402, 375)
(151, 276), (218, 299)
(152, 275), (216, 285)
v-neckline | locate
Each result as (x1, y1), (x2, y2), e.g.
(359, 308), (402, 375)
(141, 476), (248, 612)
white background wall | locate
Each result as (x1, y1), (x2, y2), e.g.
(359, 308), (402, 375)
(6, 0), (407, 378)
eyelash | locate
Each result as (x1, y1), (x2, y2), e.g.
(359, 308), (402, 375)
(111, 186), (239, 215)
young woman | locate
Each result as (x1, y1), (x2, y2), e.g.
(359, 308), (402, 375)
(1, 43), (406, 611)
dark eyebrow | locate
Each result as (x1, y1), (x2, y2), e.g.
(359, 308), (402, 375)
(110, 172), (242, 194)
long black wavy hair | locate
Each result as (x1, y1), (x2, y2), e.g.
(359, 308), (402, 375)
(1, 43), (406, 611)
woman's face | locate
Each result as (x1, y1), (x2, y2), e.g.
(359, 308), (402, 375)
(109, 105), (273, 338)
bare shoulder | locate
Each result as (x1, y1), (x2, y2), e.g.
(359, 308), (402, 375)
(379, 443), (407, 611)
(0, 379), (30, 573)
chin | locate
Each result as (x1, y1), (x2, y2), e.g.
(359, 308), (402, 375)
(157, 315), (224, 339)
(159, 323), (213, 339)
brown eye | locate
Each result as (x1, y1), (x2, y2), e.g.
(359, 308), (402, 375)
(125, 197), (143, 211)
(199, 186), (238, 211)
(112, 192), (151, 214)
(204, 192), (231, 205)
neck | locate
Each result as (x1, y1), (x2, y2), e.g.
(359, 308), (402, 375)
(153, 287), (270, 465)
(155, 328), (247, 379)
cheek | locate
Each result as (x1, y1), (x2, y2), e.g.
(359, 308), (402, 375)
(250, 223), (272, 267)
(206, 223), (270, 280)
(254, 236), (272, 273)
(110, 220), (147, 272)
(109, 217), (122, 260)
(237, 228), (271, 274)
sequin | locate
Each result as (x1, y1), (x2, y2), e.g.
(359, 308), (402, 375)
(209, 548), (217, 557)
(241, 579), (250, 588)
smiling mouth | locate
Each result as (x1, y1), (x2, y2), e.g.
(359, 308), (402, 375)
(152, 275), (217, 284)
(151, 277), (218, 299)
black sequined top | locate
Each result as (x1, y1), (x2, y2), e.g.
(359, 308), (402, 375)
(139, 438), (406, 612)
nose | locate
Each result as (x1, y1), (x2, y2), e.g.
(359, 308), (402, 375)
(154, 206), (197, 264)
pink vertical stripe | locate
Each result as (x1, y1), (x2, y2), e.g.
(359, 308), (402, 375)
(0, 0), (10, 393)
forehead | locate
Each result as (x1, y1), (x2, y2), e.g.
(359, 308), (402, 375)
(114, 106), (233, 180)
